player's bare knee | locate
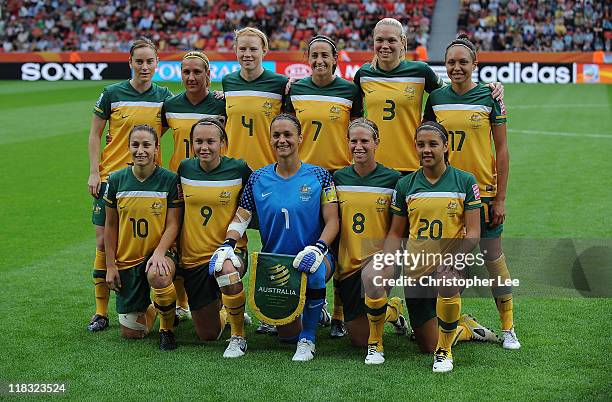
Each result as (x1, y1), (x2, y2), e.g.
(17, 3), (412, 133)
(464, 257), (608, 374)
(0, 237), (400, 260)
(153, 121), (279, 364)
(147, 272), (172, 289)
(195, 325), (219, 341)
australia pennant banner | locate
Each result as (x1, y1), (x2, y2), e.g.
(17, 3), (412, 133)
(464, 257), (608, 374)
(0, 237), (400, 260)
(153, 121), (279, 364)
(249, 252), (307, 326)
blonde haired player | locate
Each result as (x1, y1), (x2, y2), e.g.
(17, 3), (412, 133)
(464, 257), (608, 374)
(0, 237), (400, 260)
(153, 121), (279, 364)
(354, 18), (503, 173)
(162, 51), (226, 319)
(87, 38), (172, 332)
(223, 27), (288, 170)
(424, 34), (520, 349)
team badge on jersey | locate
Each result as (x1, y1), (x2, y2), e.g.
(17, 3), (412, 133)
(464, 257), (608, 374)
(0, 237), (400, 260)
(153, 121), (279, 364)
(470, 113), (483, 129)
(300, 184), (312, 202)
(376, 197), (389, 212)
(219, 191), (231, 206)
(151, 201), (163, 216)
(404, 86), (416, 100)
(262, 100), (273, 117)
(447, 200), (459, 217)
(329, 105), (341, 121)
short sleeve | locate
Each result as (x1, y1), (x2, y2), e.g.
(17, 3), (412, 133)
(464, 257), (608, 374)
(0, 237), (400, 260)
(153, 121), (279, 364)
(103, 174), (117, 208)
(390, 181), (407, 216)
(423, 96), (436, 122)
(491, 98), (507, 125)
(350, 84), (364, 118)
(464, 174), (482, 210)
(168, 174), (182, 208)
(93, 88), (111, 119)
(424, 64), (444, 94)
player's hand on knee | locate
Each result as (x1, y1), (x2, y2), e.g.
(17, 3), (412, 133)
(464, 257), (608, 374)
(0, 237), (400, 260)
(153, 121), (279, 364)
(209, 239), (240, 275)
(293, 240), (328, 273)
(146, 251), (170, 276)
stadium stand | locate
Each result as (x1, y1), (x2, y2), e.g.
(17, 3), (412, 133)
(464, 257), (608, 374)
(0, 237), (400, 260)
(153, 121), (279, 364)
(0, 0), (436, 52)
(458, 0), (611, 51)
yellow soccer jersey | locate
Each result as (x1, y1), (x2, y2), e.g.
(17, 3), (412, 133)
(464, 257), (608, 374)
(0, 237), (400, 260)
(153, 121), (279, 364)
(178, 157), (251, 268)
(286, 77), (363, 170)
(334, 164), (400, 280)
(354, 61), (444, 172)
(93, 81), (172, 181)
(424, 84), (507, 197)
(103, 167), (181, 269)
(162, 92), (226, 172)
(222, 70), (288, 170)
(391, 166), (481, 275)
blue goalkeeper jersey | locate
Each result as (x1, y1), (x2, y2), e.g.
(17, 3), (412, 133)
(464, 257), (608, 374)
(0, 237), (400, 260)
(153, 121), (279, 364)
(239, 163), (338, 255)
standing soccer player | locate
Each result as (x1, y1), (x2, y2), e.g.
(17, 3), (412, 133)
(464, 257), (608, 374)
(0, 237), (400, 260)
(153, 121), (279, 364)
(163, 51), (226, 319)
(211, 114), (339, 361)
(285, 35), (363, 337)
(354, 18), (503, 173)
(176, 118), (252, 357)
(424, 34), (520, 350)
(87, 38), (172, 332)
(223, 27), (288, 170)
(104, 125), (181, 350)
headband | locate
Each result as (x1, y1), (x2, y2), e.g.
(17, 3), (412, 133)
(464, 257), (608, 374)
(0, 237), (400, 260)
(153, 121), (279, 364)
(448, 43), (476, 59)
(195, 119), (226, 136)
(417, 124), (447, 139)
(309, 36), (337, 53)
(348, 120), (379, 139)
(183, 52), (210, 68)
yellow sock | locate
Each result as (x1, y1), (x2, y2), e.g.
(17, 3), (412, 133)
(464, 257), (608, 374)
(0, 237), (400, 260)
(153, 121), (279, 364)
(485, 254), (514, 330)
(174, 276), (189, 310)
(145, 304), (157, 333)
(385, 296), (401, 323)
(219, 305), (228, 329)
(152, 283), (177, 331)
(436, 295), (461, 357)
(332, 285), (344, 321)
(93, 249), (109, 317)
(222, 290), (245, 337)
(365, 295), (387, 351)
(454, 323), (472, 342)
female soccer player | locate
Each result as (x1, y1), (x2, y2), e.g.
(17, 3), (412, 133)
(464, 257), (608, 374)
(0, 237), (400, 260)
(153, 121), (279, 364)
(103, 125), (181, 350)
(87, 38), (172, 332)
(424, 34), (520, 350)
(353, 18), (503, 173)
(211, 114), (339, 361)
(222, 27), (288, 170)
(176, 118), (251, 357)
(334, 118), (408, 349)
(364, 122), (485, 372)
(285, 35), (363, 336)
(163, 51), (226, 172)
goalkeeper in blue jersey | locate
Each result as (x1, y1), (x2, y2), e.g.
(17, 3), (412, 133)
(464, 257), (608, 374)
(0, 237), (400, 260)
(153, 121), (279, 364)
(211, 113), (339, 361)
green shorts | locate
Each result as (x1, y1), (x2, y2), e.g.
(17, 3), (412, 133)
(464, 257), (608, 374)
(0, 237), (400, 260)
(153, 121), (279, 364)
(91, 182), (107, 226)
(404, 275), (437, 329)
(336, 270), (365, 323)
(480, 197), (504, 238)
(176, 249), (248, 311)
(116, 250), (179, 314)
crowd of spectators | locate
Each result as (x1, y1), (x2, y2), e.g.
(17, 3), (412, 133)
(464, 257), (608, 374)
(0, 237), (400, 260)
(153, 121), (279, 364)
(1, 0), (435, 52)
(458, 0), (611, 52)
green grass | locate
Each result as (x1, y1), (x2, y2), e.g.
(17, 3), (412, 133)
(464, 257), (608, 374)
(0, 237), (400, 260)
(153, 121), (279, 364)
(1, 81), (611, 400)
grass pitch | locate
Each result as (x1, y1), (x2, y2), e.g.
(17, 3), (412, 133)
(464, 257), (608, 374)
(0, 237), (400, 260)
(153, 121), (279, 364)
(1, 81), (610, 400)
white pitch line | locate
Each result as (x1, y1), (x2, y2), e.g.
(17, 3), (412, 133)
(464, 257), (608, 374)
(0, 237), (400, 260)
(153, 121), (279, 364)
(510, 104), (609, 109)
(509, 129), (612, 139)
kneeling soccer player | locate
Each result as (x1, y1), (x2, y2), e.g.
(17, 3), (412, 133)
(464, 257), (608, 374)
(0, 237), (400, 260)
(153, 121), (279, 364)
(211, 114), (339, 361)
(104, 125), (181, 350)
(363, 122), (496, 372)
(177, 118), (252, 357)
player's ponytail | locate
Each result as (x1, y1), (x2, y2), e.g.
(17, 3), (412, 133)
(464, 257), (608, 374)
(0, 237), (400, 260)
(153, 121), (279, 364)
(445, 34), (477, 62)
(415, 121), (449, 163)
